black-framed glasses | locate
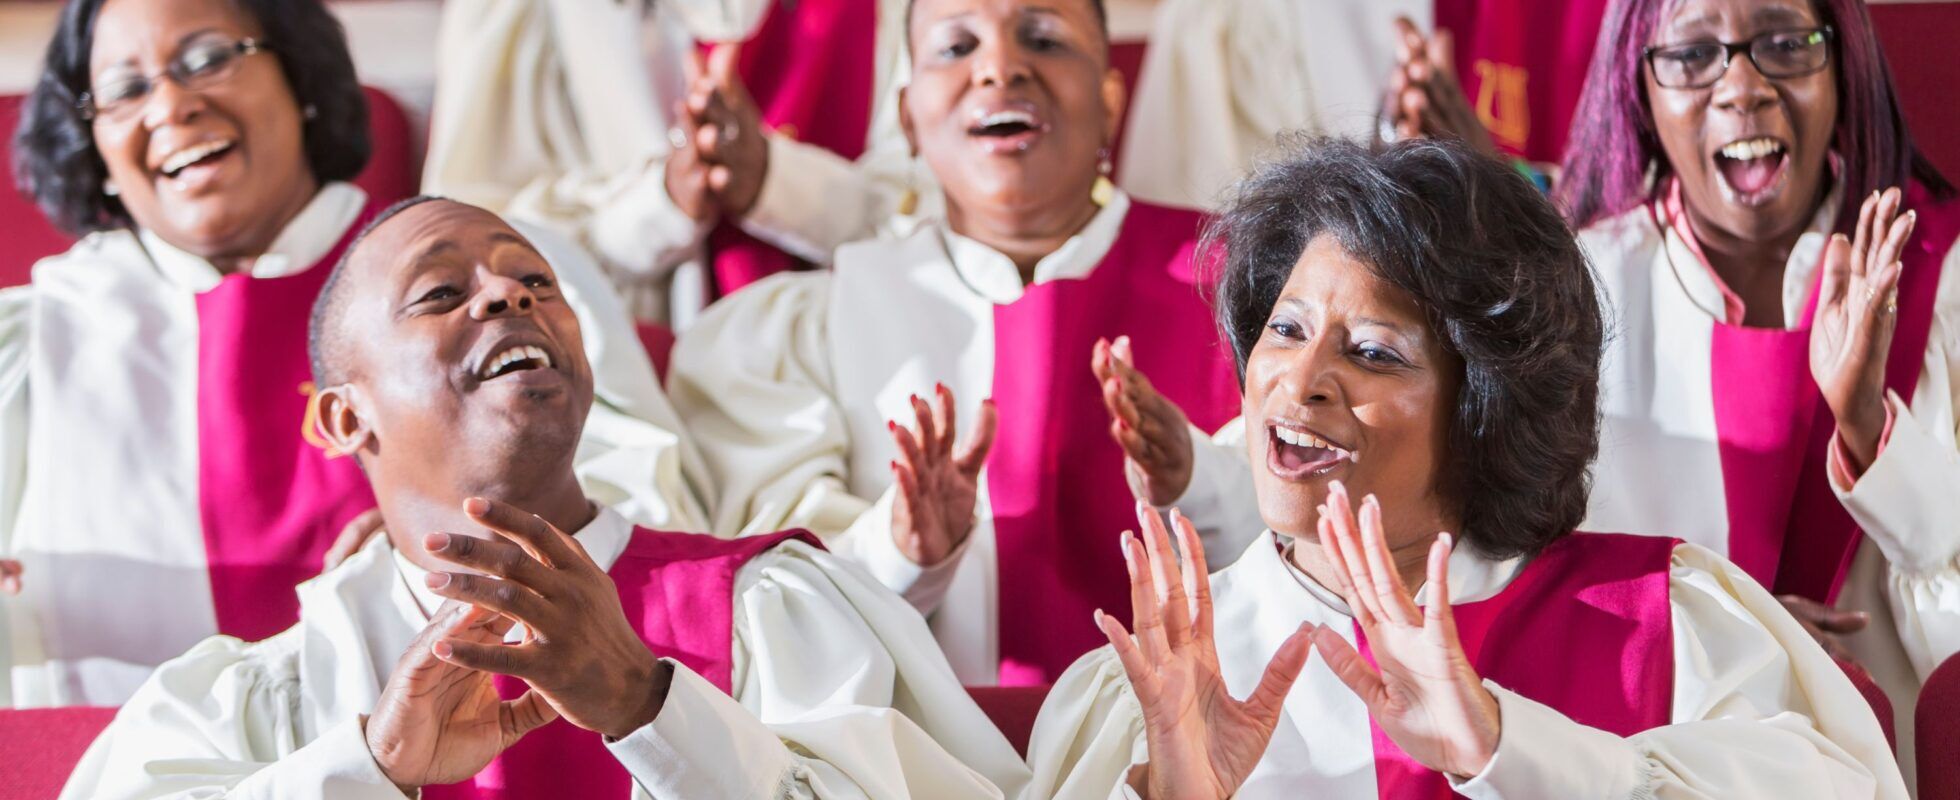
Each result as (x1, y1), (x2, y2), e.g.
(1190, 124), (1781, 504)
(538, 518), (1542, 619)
(1643, 26), (1833, 89)
(76, 36), (268, 123)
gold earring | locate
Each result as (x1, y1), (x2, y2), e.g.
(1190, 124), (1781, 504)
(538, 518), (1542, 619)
(1090, 148), (1115, 207)
(897, 156), (920, 216)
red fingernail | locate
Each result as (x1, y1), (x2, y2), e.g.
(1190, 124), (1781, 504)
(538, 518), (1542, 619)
(887, 420), (896, 431)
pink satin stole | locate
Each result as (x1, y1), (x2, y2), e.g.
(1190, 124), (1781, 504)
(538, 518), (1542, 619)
(1361, 533), (1678, 798)
(1709, 184), (1960, 603)
(701, 0), (878, 298)
(989, 202), (1242, 686)
(195, 210), (380, 642)
(423, 527), (821, 799)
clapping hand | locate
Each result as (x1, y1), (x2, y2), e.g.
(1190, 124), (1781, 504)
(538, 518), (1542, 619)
(1811, 187), (1917, 470)
(1096, 504), (1313, 800)
(889, 384), (997, 566)
(1382, 17), (1496, 157)
(1308, 481), (1500, 779)
(685, 44), (770, 217)
(1094, 336), (1197, 507)
(424, 498), (671, 740)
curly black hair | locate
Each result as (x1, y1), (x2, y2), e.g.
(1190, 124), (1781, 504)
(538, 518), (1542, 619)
(1209, 137), (1604, 559)
(11, 0), (369, 236)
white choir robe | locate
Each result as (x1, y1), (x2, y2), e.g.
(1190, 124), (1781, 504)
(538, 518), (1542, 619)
(1116, 0), (1429, 210)
(1024, 530), (1908, 799)
(0, 183), (709, 709)
(1579, 189), (1960, 790)
(59, 505), (1033, 799)
(667, 191), (1256, 684)
(421, 0), (775, 323)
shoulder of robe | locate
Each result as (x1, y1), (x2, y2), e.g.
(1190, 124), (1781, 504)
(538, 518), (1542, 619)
(135, 627), (306, 711)
(1575, 205), (1660, 268)
(673, 269), (835, 361)
(830, 223), (946, 281)
(27, 229), (155, 292)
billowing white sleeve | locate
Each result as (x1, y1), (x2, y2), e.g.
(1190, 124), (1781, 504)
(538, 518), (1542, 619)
(607, 540), (1030, 799)
(1163, 417), (1265, 569)
(667, 272), (869, 538)
(519, 223), (715, 533)
(1019, 648), (1149, 800)
(0, 286), (32, 708)
(1451, 543), (1906, 799)
(57, 633), (406, 800)
(737, 132), (920, 265)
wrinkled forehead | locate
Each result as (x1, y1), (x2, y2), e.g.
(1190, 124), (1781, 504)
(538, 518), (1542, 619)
(346, 200), (544, 293)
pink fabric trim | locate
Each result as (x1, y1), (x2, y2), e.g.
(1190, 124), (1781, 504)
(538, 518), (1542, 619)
(988, 202), (1240, 686)
(1660, 180), (1748, 325)
(423, 527), (819, 798)
(195, 207), (379, 642)
(1827, 401), (1898, 487)
(1361, 533), (1678, 798)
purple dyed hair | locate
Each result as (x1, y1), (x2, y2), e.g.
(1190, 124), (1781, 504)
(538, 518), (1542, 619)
(1555, 0), (1953, 232)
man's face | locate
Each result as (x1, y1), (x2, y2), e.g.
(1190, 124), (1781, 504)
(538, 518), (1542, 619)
(332, 201), (593, 488)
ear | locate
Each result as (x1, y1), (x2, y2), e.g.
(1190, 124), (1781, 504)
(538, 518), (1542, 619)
(1099, 65), (1128, 153)
(313, 383), (374, 459)
(898, 85), (919, 157)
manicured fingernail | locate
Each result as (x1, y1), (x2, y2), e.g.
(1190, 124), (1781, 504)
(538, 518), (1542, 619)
(432, 640), (453, 658)
(464, 497), (490, 515)
(887, 420), (896, 431)
(1439, 532), (1454, 549)
(425, 533), (450, 552)
(425, 572), (451, 589)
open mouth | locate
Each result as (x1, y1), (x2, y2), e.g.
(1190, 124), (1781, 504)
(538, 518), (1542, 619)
(1712, 136), (1788, 203)
(476, 344), (555, 381)
(1266, 423), (1358, 480)
(157, 139), (236, 181)
(966, 105), (1048, 153)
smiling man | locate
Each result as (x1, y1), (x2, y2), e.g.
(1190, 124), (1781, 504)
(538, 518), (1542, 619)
(60, 197), (1029, 800)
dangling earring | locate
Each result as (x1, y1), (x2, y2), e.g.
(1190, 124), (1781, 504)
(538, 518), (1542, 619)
(102, 180), (120, 197)
(897, 155), (920, 217)
(1090, 147), (1115, 207)
(302, 104), (318, 121)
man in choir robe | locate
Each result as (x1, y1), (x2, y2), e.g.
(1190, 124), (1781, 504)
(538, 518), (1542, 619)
(61, 196), (1031, 799)
(669, 0), (1251, 686)
(0, 0), (700, 709)
(1027, 137), (1904, 800)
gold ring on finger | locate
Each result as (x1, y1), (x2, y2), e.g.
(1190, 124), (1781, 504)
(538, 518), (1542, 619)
(667, 126), (688, 152)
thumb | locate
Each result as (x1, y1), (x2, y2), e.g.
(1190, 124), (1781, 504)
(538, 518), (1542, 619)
(708, 43), (743, 88)
(1243, 624), (1313, 723)
(502, 688), (561, 745)
(1432, 29), (1457, 79)
(1817, 234), (1853, 313)
(683, 46), (708, 87)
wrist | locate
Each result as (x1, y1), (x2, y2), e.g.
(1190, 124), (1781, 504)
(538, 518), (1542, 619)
(1835, 398), (1888, 466)
(361, 714), (420, 796)
(1449, 684), (1503, 779)
(606, 656), (673, 739)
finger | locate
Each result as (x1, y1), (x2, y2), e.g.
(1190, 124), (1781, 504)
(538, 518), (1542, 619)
(1243, 624), (1314, 723)
(465, 497), (575, 570)
(1328, 484), (1387, 626)
(1123, 531), (1171, 663)
(1310, 624), (1388, 710)
(1318, 511), (1371, 627)
(892, 459), (920, 506)
(501, 688), (561, 743)
(426, 572), (548, 628)
(1873, 208), (1917, 280)
(424, 532), (549, 587)
(707, 43), (743, 88)
(934, 383), (958, 460)
(1110, 378), (1148, 432)
(434, 638), (542, 680)
(1817, 233), (1852, 312)
(1851, 191), (1880, 280)
(0, 559), (21, 596)
(1096, 609), (1154, 698)
(1112, 421), (1159, 467)
(682, 46), (707, 87)
(910, 394), (941, 459)
(1424, 534), (1461, 646)
(399, 602), (493, 674)
(1358, 494), (1420, 626)
(1138, 503), (1192, 648)
(706, 164), (733, 193)
(1779, 595), (1872, 634)
(1432, 29), (1457, 78)
(1393, 16), (1425, 61)
(324, 508), (385, 569)
(954, 399), (999, 475)
(1171, 510), (1214, 641)
(1091, 337), (1116, 383)
(890, 421), (926, 471)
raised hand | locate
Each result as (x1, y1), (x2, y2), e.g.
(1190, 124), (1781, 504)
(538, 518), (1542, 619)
(0, 559), (20, 595)
(323, 508), (385, 570)
(365, 600), (557, 793)
(665, 50), (722, 224)
(1382, 17), (1496, 157)
(1812, 187), (1916, 470)
(689, 44), (770, 218)
(424, 498), (671, 739)
(1096, 504), (1312, 800)
(1308, 481), (1499, 779)
(1094, 336), (1196, 507)
(890, 383), (997, 566)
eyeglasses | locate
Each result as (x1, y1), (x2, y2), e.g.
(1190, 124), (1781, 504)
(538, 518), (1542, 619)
(1643, 26), (1833, 89)
(77, 36), (268, 123)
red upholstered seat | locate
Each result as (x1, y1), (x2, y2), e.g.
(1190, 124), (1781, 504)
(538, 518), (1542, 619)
(0, 706), (116, 800)
(1834, 657), (1894, 752)
(1919, 653), (1960, 799)
(0, 86), (420, 290)
(967, 684), (1050, 758)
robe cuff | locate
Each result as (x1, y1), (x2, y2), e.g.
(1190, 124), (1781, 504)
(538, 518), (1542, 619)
(589, 159), (711, 280)
(1826, 397), (1898, 488)
(608, 661), (799, 798)
(1828, 393), (1960, 574)
(834, 486), (970, 615)
(738, 136), (853, 264)
(1449, 683), (1648, 800)
(244, 718), (409, 798)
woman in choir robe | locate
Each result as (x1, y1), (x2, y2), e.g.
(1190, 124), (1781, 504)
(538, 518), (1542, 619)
(61, 196), (1032, 799)
(1025, 136), (1905, 800)
(1554, 0), (1960, 783)
(1, 0), (700, 709)
(668, 0), (1248, 686)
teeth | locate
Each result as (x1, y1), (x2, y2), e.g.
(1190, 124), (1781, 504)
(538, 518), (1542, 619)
(480, 345), (552, 378)
(160, 140), (231, 175)
(1719, 137), (1784, 161)
(1273, 425), (1357, 462)
(980, 110), (1035, 128)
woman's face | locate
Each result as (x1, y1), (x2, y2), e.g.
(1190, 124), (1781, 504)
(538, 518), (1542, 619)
(87, 0), (318, 260)
(901, 0), (1123, 222)
(1644, 0), (1838, 244)
(1243, 235), (1462, 547)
